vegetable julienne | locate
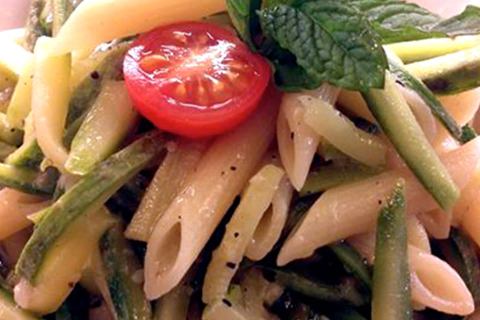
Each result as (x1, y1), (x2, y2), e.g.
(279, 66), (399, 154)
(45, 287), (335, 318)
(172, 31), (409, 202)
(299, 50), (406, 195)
(124, 21), (271, 138)
(0, 0), (480, 319)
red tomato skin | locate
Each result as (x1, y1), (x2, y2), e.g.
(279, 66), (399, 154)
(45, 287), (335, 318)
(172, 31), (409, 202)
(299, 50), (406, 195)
(123, 21), (271, 138)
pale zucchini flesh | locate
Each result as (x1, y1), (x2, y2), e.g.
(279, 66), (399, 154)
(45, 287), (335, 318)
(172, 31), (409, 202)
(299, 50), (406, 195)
(16, 132), (166, 282)
(363, 72), (459, 211)
(66, 81), (138, 176)
(0, 288), (39, 320)
(100, 225), (152, 320)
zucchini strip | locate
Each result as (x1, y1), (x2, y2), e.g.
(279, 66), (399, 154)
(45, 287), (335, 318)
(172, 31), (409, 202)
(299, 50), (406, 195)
(385, 35), (480, 63)
(387, 53), (464, 143)
(5, 139), (43, 168)
(363, 71), (459, 211)
(16, 131), (166, 282)
(405, 45), (480, 95)
(23, 0), (50, 51)
(66, 81), (138, 175)
(301, 95), (386, 167)
(14, 208), (115, 315)
(300, 164), (382, 197)
(372, 182), (412, 320)
(268, 268), (366, 306)
(0, 163), (58, 196)
(100, 225), (152, 320)
(330, 242), (372, 289)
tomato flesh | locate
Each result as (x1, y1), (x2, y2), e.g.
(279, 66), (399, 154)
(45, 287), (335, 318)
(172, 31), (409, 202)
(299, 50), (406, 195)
(123, 21), (271, 138)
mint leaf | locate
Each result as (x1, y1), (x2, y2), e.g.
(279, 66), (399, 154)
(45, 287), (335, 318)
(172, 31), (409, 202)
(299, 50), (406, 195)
(461, 125), (478, 143)
(350, 0), (443, 43)
(433, 5), (480, 37)
(259, 2), (387, 91)
(226, 0), (262, 47)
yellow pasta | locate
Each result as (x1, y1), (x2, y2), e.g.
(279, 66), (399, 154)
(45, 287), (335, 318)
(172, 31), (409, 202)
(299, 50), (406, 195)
(126, 140), (207, 242)
(31, 37), (71, 169)
(51, 0), (226, 54)
(337, 90), (375, 122)
(202, 164), (284, 304)
(407, 214), (431, 253)
(144, 90), (280, 300)
(6, 58), (34, 129)
(245, 176), (293, 261)
(0, 188), (49, 241)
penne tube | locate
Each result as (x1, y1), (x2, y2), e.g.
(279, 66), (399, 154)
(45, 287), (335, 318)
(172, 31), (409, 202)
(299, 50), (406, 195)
(337, 90), (375, 123)
(278, 137), (480, 266)
(202, 164), (284, 304)
(454, 168), (480, 226)
(245, 176), (293, 261)
(418, 209), (451, 239)
(6, 58), (34, 129)
(409, 245), (474, 316)
(0, 228), (32, 269)
(350, 233), (474, 316)
(51, 0), (227, 54)
(144, 89), (280, 300)
(277, 85), (339, 190)
(0, 188), (48, 241)
(126, 139), (208, 242)
(31, 37), (71, 169)
(407, 214), (431, 253)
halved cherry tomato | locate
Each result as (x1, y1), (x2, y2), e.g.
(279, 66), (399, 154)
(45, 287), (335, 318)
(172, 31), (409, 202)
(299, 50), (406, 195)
(123, 21), (271, 138)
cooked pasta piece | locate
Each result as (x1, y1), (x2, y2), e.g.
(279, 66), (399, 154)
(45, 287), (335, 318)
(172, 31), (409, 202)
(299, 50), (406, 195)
(202, 164), (285, 304)
(31, 37), (71, 169)
(0, 188), (49, 241)
(14, 208), (115, 315)
(6, 58), (34, 129)
(245, 175), (293, 261)
(278, 137), (480, 265)
(144, 89), (280, 300)
(277, 85), (339, 190)
(407, 214), (431, 253)
(0, 228), (32, 269)
(51, 0), (227, 53)
(337, 90), (375, 123)
(454, 168), (480, 226)
(418, 209), (451, 239)
(126, 140), (207, 242)
(410, 245), (474, 316)
(350, 233), (474, 315)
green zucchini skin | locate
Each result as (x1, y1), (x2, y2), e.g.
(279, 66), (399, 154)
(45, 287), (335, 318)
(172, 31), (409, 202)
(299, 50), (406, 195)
(0, 163), (58, 195)
(16, 131), (166, 282)
(23, 0), (49, 51)
(5, 139), (44, 168)
(330, 242), (372, 289)
(372, 182), (412, 320)
(388, 56), (463, 143)
(423, 60), (480, 95)
(100, 225), (152, 320)
(67, 42), (130, 127)
(363, 71), (459, 211)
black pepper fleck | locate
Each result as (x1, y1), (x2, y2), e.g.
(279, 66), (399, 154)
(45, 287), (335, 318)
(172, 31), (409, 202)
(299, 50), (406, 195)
(226, 262), (236, 269)
(234, 232), (239, 238)
(90, 71), (100, 80)
(230, 166), (237, 171)
(290, 132), (294, 140)
(222, 299), (232, 307)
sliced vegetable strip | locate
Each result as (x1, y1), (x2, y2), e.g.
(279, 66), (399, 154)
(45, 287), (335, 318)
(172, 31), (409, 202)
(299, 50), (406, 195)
(372, 182), (412, 320)
(16, 131), (166, 282)
(363, 71), (459, 211)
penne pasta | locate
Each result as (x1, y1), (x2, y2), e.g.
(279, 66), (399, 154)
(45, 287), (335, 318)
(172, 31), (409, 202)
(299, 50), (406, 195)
(202, 164), (285, 304)
(0, 188), (48, 241)
(126, 139), (208, 242)
(51, 0), (227, 54)
(350, 233), (474, 316)
(31, 37), (71, 169)
(245, 176), (293, 261)
(278, 137), (480, 265)
(407, 214), (431, 253)
(144, 89), (280, 300)
(6, 57), (34, 129)
(418, 209), (451, 239)
(277, 85), (339, 190)
(337, 90), (375, 123)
